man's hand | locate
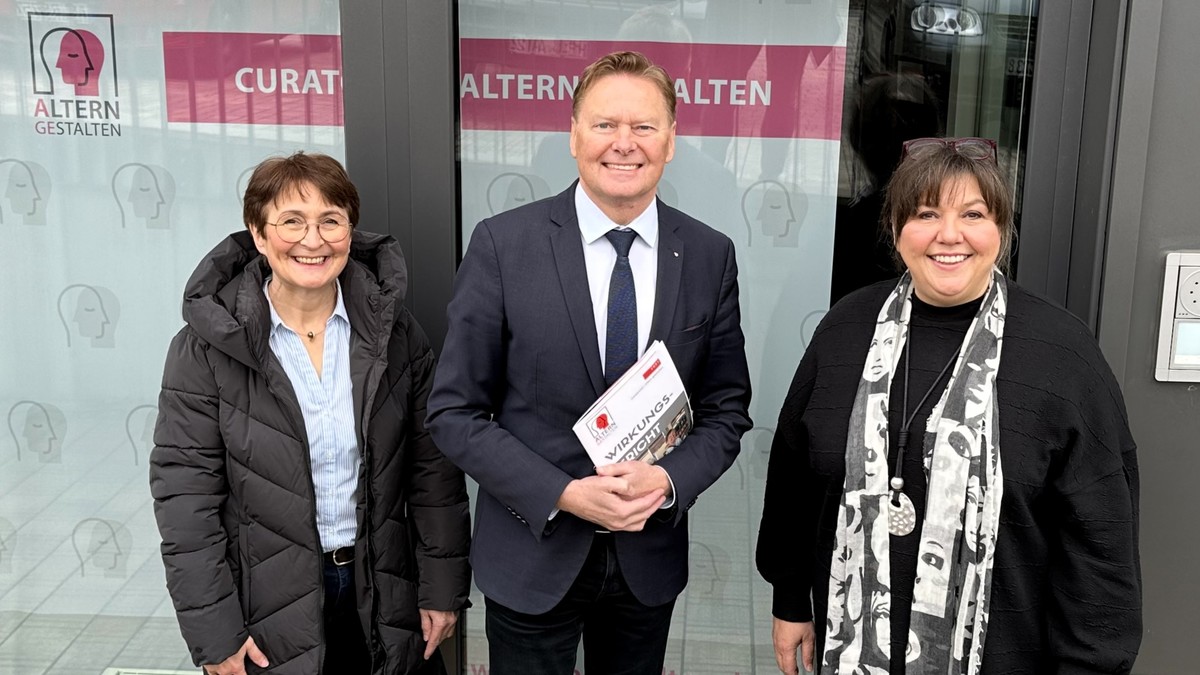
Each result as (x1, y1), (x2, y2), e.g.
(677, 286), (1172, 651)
(772, 618), (815, 674)
(203, 636), (269, 675)
(420, 608), (458, 660)
(595, 461), (672, 501)
(556, 474), (665, 531)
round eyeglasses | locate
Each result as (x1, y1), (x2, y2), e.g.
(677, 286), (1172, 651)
(265, 216), (352, 243)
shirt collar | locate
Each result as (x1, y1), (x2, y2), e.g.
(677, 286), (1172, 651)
(574, 182), (659, 248)
(262, 278), (349, 336)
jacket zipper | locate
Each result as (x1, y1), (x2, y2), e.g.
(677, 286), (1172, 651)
(262, 365), (327, 673)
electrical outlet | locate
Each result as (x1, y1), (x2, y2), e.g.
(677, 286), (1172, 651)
(1179, 267), (1200, 317)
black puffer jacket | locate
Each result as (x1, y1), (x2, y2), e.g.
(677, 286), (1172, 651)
(150, 230), (470, 674)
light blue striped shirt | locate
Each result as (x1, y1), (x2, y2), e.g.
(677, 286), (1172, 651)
(264, 280), (359, 552)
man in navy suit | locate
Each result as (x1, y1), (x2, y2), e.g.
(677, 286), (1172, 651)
(427, 51), (752, 675)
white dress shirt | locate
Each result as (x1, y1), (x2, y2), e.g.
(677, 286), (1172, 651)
(574, 183), (658, 368)
(572, 184), (675, 509)
(264, 280), (359, 552)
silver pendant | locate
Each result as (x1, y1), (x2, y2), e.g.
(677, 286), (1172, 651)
(889, 492), (917, 536)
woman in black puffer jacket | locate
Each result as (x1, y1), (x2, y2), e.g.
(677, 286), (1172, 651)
(150, 152), (470, 675)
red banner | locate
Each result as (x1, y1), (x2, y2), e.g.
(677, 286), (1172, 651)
(163, 32), (343, 126)
(460, 39), (845, 140)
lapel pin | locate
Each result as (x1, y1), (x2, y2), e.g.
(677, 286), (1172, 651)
(673, 251), (679, 257)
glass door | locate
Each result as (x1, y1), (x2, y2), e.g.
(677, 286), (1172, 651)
(453, 1), (1037, 672)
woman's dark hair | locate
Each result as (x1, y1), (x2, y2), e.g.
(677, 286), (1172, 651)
(882, 144), (1015, 273)
(242, 151), (359, 236)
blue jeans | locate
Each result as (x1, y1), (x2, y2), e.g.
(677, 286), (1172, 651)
(323, 560), (370, 673)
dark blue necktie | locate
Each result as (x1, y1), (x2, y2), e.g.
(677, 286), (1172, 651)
(604, 229), (638, 386)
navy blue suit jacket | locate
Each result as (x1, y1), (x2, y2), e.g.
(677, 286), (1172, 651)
(427, 184), (752, 614)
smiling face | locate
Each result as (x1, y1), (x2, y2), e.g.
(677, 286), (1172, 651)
(896, 175), (1001, 307)
(251, 182), (351, 297)
(570, 74), (675, 224)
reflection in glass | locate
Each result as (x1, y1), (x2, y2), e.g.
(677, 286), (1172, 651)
(833, 0), (1036, 303)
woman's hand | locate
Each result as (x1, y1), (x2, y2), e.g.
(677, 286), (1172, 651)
(420, 608), (458, 659)
(772, 618), (815, 674)
(202, 636), (269, 675)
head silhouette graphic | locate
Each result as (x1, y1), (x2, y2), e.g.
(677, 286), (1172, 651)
(802, 310), (827, 350)
(687, 541), (730, 600)
(730, 425), (776, 490)
(6, 400), (65, 462)
(0, 159), (51, 226)
(236, 165), (255, 207)
(486, 173), (550, 215)
(71, 518), (130, 578)
(746, 426), (777, 483)
(57, 284), (120, 348)
(112, 163), (174, 228)
(742, 180), (806, 247)
(0, 517), (14, 573)
(125, 405), (157, 466)
(41, 28), (105, 96)
(656, 179), (679, 208)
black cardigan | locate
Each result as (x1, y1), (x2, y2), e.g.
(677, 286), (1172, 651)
(756, 280), (1141, 674)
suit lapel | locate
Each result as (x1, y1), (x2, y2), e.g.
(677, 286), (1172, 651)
(550, 186), (607, 397)
(649, 202), (684, 345)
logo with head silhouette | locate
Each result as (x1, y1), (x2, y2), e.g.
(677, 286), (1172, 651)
(29, 14), (118, 97)
(486, 172), (551, 215)
(7, 400), (66, 463)
(0, 518), (15, 574)
(27, 13), (122, 138)
(125, 404), (157, 466)
(112, 163), (175, 228)
(741, 180), (808, 248)
(57, 284), (120, 348)
(71, 518), (131, 578)
(0, 159), (51, 226)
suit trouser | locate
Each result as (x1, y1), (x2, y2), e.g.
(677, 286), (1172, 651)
(484, 533), (676, 675)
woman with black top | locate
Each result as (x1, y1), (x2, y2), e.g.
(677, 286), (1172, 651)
(756, 139), (1141, 674)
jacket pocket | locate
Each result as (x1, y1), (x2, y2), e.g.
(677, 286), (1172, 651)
(666, 317), (709, 347)
(238, 521), (251, 620)
(665, 318), (710, 378)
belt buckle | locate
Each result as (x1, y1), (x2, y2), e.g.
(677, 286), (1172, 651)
(331, 547), (354, 566)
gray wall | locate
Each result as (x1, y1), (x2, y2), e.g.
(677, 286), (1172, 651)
(1101, 1), (1199, 671)
(341, 0), (459, 352)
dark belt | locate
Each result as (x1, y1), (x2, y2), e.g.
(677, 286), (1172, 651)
(323, 546), (354, 566)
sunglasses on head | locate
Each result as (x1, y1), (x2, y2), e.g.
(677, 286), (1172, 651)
(901, 137), (998, 163)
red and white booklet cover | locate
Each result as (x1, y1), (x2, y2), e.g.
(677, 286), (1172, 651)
(572, 340), (693, 467)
